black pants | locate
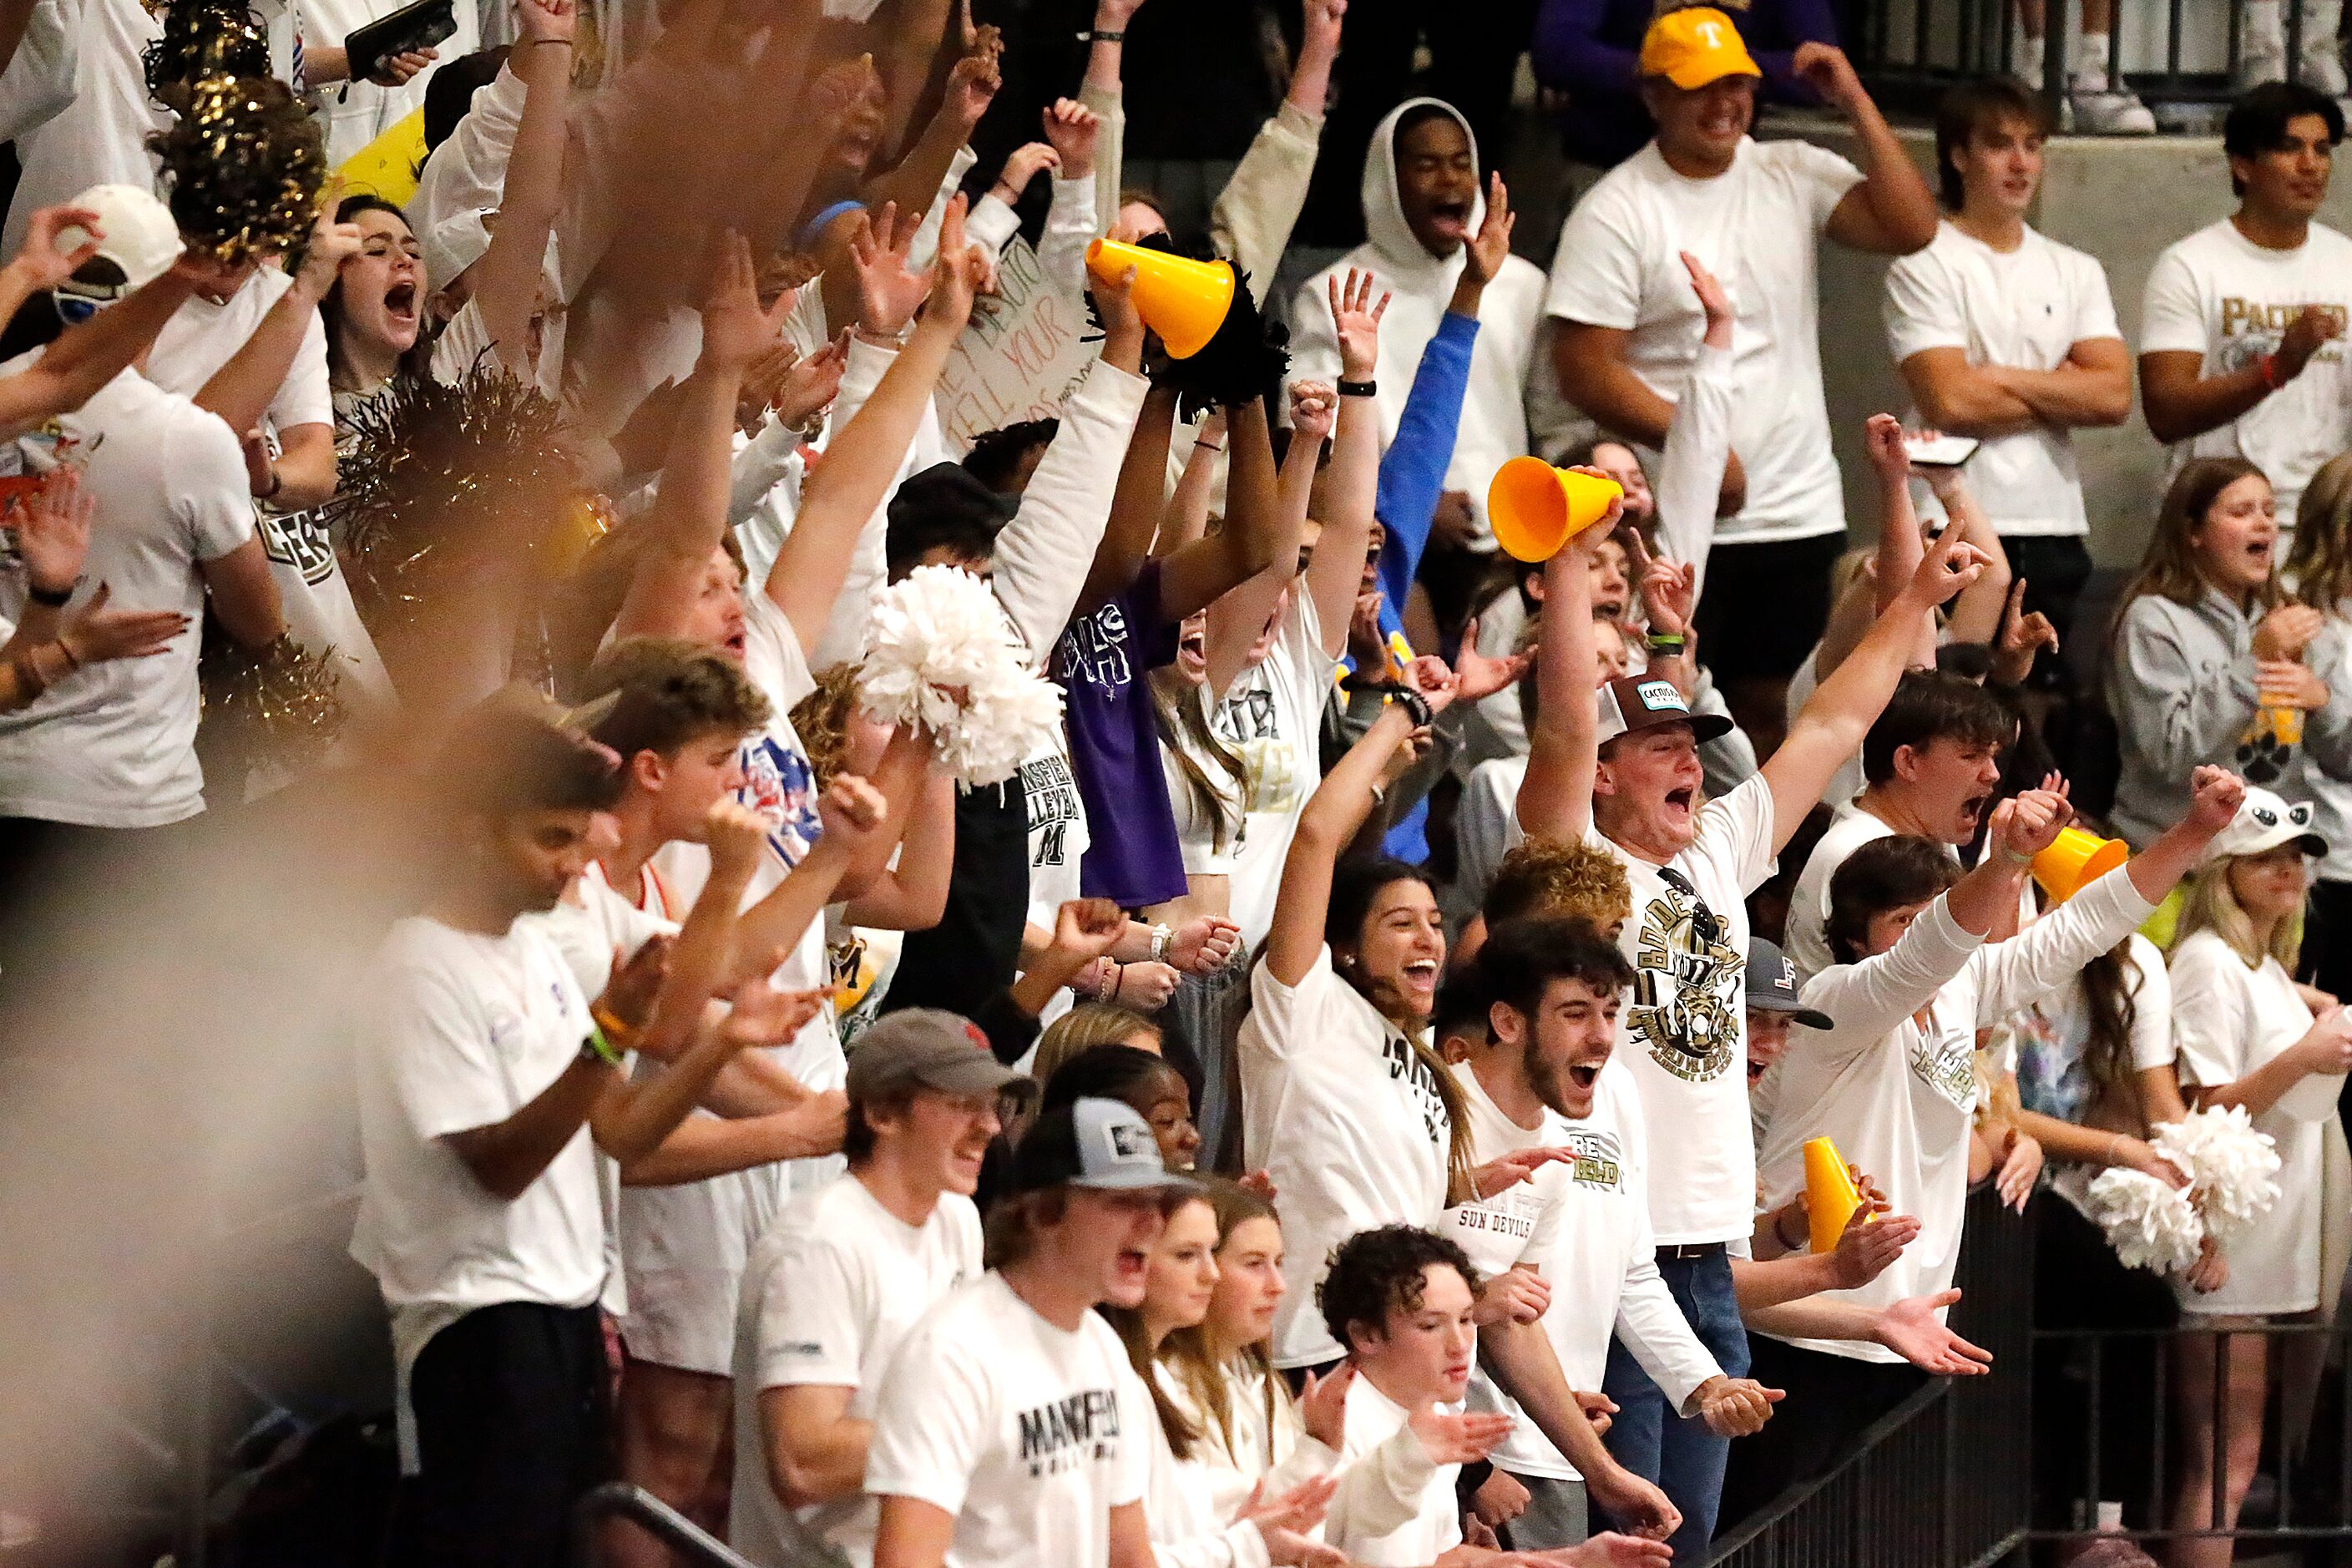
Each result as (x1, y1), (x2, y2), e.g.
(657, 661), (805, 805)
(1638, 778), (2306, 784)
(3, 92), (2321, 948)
(2031, 1196), (2177, 1530)
(1717, 1337), (1929, 1529)
(402, 1302), (611, 1568)
(2309, 877), (2352, 1002)
(2000, 535), (2095, 689)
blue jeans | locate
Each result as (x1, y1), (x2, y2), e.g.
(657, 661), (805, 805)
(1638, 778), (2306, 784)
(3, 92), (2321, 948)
(1600, 1246), (1748, 1561)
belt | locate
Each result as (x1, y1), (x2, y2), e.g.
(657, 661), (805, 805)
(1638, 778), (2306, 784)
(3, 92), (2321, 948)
(1656, 1242), (1728, 1262)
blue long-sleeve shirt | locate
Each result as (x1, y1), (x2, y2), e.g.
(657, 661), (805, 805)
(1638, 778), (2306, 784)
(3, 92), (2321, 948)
(1530, 0), (1840, 169)
(1353, 310), (1477, 862)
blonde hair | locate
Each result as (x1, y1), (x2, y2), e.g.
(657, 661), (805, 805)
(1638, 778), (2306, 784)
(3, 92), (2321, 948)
(2177, 859), (2304, 972)
(2288, 451), (2352, 611)
(1033, 1004), (1161, 1085)
(787, 664), (861, 788)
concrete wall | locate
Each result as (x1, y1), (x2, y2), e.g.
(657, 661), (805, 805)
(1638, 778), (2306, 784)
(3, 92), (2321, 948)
(1504, 110), (2352, 568)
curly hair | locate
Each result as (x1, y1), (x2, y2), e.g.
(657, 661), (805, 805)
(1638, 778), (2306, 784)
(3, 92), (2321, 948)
(788, 663), (862, 788)
(1484, 837), (1633, 932)
(1318, 1225), (1480, 1355)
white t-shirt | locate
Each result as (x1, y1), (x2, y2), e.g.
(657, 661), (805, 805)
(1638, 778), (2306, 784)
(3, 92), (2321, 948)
(1242, 944), (1453, 1369)
(1440, 1064), (1568, 1281)
(1884, 220), (2121, 538)
(2168, 928), (2326, 1316)
(1159, 683), (1247, 879)
(2, 0), (160, 259)
(1758, 869), (2154, 1359)
(2142, 218), (2352, 520)
(1022, 737), (1091, 937)
(731, 1176), (983, 1568)
(1455, 756), (1527, 909)
(864, 1272), (1151, 1568)
(625, 589), (841, 1373)
(1213, 593), (1337, 951)
(1545, 137), (1864, 545)
(144, 268), (335, 438)
(1577, 775), (1779, 1244)
(1477, 1065), (1720, 1482)
(1786, 802), (1902, 987)
(347, 914), (604, 1464)
(1325, 1375), (1459, 1567)
(0, 365), (255, 826)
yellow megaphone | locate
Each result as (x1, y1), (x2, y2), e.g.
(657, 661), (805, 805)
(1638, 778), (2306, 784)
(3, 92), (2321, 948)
(1487, 457), (1625, 563)
(1085, 239), (1235, 360)
(2031, 827), (2128, 905)
(1803, 1136), (1869, 1254)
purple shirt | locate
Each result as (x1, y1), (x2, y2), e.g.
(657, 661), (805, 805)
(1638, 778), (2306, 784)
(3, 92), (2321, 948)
(1053, 559), (1190, 908)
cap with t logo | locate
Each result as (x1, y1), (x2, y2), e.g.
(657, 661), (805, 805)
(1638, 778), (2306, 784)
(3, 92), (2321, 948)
(1639, 7), (1763, 89)
(1004, 1096), (1198, 1196)
(1596, 673), (1734, 746)
(1744, 938), (1833, 1029)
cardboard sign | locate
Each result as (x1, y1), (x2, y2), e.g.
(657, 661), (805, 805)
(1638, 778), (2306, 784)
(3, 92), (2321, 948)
(937, 237), (1099, 449)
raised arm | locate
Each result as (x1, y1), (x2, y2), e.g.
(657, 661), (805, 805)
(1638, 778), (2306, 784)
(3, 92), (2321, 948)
(1159, 396), (1283, 617)
(1306, 270), (1388, 657)
(1263, 667), (1454, 985)
(865, 30), (999, 229)
(727, 777), (890, 985)
(1652, 251), (1734, 594)
(1925, 465), (2014, 647)
(1075, 382), (1177, 616)
(0, 244), (198, 441)
(1202, 392), (1319, 697)
(1763, 526), (1989, 852)
(1806, 46), (1936, 256)
(468, 0), (576, 381)
(1515, 493), (1618, 842)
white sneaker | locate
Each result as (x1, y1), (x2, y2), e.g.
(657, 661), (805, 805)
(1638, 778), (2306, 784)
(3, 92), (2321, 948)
(2071, 88), (2158, 133)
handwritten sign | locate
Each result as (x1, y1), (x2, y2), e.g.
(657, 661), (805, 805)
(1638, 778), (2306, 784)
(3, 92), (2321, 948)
(937, 236), (1100, 449)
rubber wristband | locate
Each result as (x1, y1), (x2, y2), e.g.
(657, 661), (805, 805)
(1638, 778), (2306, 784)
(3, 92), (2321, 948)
(1080, 28), (1124, 42)
(2260, 353), (2284, 391)
(579, 1024), (623, 1068)
(1646, 632), (1686, 650)
(1394, 687), (1433, 728)
(590, 1003), (638, 1047)
(2001, 847), (2036, 867)
(1337, 378), (1377, 398)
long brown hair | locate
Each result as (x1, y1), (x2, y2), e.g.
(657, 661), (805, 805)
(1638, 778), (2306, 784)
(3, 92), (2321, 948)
(2288, 451), (2352, 612)
(2075, 941), (2144, 1112)
(1159, 1180), (1283, 1463)
(2111, 458), (2277, 643)
(1151, 670), (1247, 853)
(1099, 1190), (1215, 1459)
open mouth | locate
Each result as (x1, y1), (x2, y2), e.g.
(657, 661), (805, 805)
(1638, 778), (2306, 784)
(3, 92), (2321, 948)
(1748, 1057), (1769, 1085)
(1426, 198), (1473, 240)
(1568, 1063), (1601, 1091)
(1664, 786), (1696, 817)
(1959, 792), (1991, 827)
(1401, 958), (1440, 991)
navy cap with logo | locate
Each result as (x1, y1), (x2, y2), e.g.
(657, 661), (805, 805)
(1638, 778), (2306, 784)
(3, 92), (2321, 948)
(1004, 1096), (1198, 1196)
(1596, 674), (1734, 746)
(1744, 938), (1833, 1029)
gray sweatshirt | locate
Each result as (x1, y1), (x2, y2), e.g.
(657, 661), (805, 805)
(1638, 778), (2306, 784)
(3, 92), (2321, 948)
(2107, 584), (2352, 847)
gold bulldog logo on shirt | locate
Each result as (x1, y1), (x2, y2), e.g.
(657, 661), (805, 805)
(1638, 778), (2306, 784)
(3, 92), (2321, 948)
(1625, 868), (1742, 1085)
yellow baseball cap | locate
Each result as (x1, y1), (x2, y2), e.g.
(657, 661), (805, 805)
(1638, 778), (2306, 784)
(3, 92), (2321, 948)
(1640, 7), (1763, 89)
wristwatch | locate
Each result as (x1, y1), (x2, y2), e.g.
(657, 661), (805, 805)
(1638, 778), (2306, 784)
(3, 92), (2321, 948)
(1147, 923), (1173, 963)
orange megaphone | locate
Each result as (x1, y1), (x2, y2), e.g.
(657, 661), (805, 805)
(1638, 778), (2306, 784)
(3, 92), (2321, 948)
(2031, 827), (2128, 904)
(1803, 1136), (1868, 1254)
(1487, 457), (1625, 562)
(1084, 239), (1235, 360)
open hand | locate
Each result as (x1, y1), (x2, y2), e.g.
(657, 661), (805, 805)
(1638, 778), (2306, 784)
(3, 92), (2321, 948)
(8, 466), (90, 596)
(1407, 1404), (1515, 1464)
(57, 583), (190, 664)
(701, 230), (796, 371)
(1679, 248), (1732, 338)
(1872, 1289), (1994, 1374)
(850, 203), (928, 336)
(1452, 618), (1531, 703)
(1297, 1361), (1353, 1450)
(1460, 173), (1515, 288)
(1327, 267), (1390, 382)
(719, 979), (827, 1050)
(1041, 98), (1101, 181)
(9, 204), (102, 295)
(1831, 1204), (1919, 1288)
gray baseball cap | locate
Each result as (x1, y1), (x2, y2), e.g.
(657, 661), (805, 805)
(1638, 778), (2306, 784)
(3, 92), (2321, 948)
(843, 1009), (1027, 1103)
(1745, 938), (1832, 1029)
(1004, 1096), (1197, 1196)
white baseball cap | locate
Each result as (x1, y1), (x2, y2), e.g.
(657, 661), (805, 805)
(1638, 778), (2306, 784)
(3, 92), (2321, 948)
(53, 185), (182, 308)
(2200, 786), (2327, 867)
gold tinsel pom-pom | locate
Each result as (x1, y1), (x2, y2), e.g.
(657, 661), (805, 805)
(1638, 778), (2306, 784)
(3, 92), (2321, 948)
(143, 0), (271, 109)
(323, 356), (579, 641)
(148, 73), (325, 265)
(200, 632), (348, 776)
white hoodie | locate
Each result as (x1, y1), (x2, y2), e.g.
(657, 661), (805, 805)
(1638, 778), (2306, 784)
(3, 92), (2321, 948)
(1287, 98), (1547, 549)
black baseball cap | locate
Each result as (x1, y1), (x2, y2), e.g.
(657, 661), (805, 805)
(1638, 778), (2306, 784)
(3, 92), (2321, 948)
(1745, 938), (1832, 1029)
(1002, 1097), (1198, 1196)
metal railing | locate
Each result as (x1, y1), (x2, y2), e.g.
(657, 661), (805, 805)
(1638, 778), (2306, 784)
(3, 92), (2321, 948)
(572, 1483), (848, 1568)
(2031, 1319), (2352, 1555)
(1706, 1186), (2035, 1568)
(1850, 0), (2343, 120)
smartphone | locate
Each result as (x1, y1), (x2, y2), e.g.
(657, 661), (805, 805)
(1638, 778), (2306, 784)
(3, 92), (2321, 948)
(1904, 432), (1980, 469)
(343, 0), (458, 84)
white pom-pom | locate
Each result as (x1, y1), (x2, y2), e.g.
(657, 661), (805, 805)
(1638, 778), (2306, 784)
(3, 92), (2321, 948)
(2152, 1105), (2283, 1243)
(857, 564), (1065, 787)
(2082, 1167), (2206, 1275)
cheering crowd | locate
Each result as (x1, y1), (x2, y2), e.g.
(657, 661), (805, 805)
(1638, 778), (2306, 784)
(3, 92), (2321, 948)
(3, 0), (2352, 1564)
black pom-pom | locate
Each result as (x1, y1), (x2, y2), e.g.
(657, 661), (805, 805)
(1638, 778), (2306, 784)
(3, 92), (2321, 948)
(200, 630), (348, 781)
(1080, 238), (1292, 418)
(322, 357), (579, 643)
(148, 74), (324, 264)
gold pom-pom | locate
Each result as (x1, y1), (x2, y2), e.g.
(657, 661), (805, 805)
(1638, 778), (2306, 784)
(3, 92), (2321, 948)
(200, 631), (348, 777)
(149, 74), (325, 265)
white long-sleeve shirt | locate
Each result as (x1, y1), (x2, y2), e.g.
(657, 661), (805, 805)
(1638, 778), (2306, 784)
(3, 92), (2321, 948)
(967, 174), (1100, 302)
(1757, 867), (2157, 1360)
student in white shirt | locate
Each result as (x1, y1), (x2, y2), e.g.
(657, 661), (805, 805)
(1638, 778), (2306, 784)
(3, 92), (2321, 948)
(2164, 789), (2350, 1568)
(1545, 7), (1935, 741)
(1099, 1186), (1347, 1568)
(731, 1009), (1021, 1568)
(352, 701), (784, 1568)
(1885, 77), (2130, 650)
(1515, 493), (1990, 1558)
(2142, 83), (2352, 525)
(1731, 767), (2242, 1526)
(865, 1096), (1191, 1568)
(1316, 1225), (1671, 1568)
(1462, 917), (1773, 1549)
(1783, 669), (2018, 985)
